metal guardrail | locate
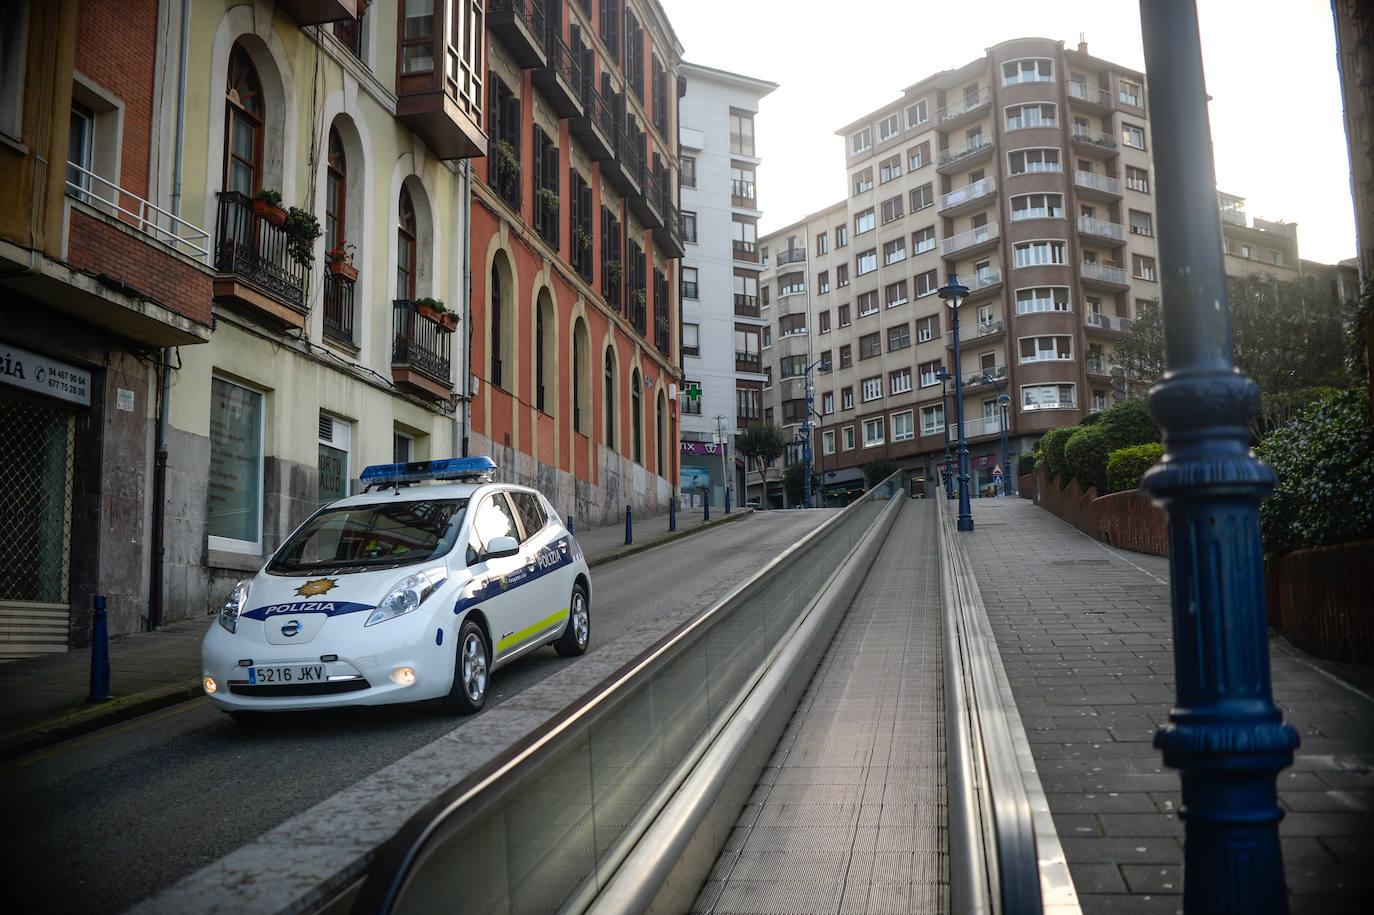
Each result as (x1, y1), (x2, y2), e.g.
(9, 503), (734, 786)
(65, 161), (211, 262)
(354, 476), (906, 914)
(939, 500), (1043, 915)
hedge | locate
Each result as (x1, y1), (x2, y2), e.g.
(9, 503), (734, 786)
(1107, 442), (1164, 493)
(1040, 427), (1076, 484)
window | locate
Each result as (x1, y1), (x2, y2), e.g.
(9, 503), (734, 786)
(881, 195), (904, 224)
(819, 310), (831, 334)
(862, 376), (883, 402)
(860, 332), (881, 359)
(840, 345), (853, 368)
(730, 109), (755, 155)
(884, 279), (908, 307)
(879, 155), (902, 183)
(779, 271), (806, 296)
(1133, 254), (1156, 280)
(1129, 210), (1153, 236)
(883, 237), (906, 265)
(915, 269), (940, 298)
(680, 155), (696, 187)
(902, 228), (931, 257)
(681, 266), (699, 299)
(921, 404), (945, 435)
(908, 141), (929, 171)
(842, 425), (855, 450)
(879, 113), (900, 142)
(819, 350), (832, 373)
(1126, 166), (1150, 193)
(836, 225), (848, 247)
(1008, 148), (1060, 174)
(731, 163), (756, 200)
(836, 263), (849, 286)
(820, 429), (836, 455)
(779, 313), (807, 336)
(674, 211), (695, 245)
(842, 386), (854, 409)
(863, 417), (885, 447)
(1119, 80), (1142, 107)
(1010, 193), (1064, 221)
(1003, 58), (1053, 85)
(1013, 240), (1066, 268)
(822, 392), (835, 415)
(1019, 335), (1073, 362)
(682, 322), (700, 357)
(224, 45), (265, 196)
(816, 232), (828, 255)
(888, 323), (911, 351)
(397, 187), (418, 299)
(1122, 123), (1146, 149)
(731, 217), (757, 259)
(917, 315), (937, 343)
(919, 359), (941, 388)
(1016, 286), (1070, 313)
(1022, 383), (1076, 411)
(817, 270), (830, 293)
(737, 385), (761, 421)
(1005, 103), (1056, 130)
(856, 249), (878, 276)
(66, 101), (94, 200)
(905, 99), (928, 128)
(891, 411), (914, 442)
(909, 183), (933, 212)
(779, 354), (808, 377)
(735, 327), (761, 367)
(208, 376), (265, 552)
(838, 304), (851, 327)
(855, 207), (875, 234)
(890, 368), (912, 395)
(851, 127), (872, 155)
(857, 290), (879, 315)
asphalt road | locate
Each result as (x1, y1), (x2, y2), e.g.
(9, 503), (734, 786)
(0, 509), (836, 914)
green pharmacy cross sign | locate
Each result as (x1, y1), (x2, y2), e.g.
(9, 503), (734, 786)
(684, 382), (702, 403)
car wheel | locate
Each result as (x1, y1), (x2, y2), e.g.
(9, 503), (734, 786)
(442, 619), (489, 714)
(554, 582), (590, 657)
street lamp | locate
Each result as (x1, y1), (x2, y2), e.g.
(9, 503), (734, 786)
(936, 367), (954, 499)
(979, 372), (1013, 498)
(797, 358), (828, 508)
(713, 414), (731, 512)
(939, 274), (973, 531)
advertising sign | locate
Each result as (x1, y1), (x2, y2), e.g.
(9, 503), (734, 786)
(0, 343), (91, 407)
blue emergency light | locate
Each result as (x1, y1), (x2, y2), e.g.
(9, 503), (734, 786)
(360, 456), (497, 487)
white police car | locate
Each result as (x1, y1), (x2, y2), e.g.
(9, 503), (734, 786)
(201, 457), (591, 718)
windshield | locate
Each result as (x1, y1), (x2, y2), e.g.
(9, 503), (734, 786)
(267, 498), (468, 574)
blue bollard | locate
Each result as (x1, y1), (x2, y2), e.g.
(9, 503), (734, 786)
(624, 504), (633, 545)
(567, 514), (574, 535)
(89, 595), (112, 702)
(668, 496), (676, 532)
(725, 486), (731, 514)
(703, 495), (709, 522)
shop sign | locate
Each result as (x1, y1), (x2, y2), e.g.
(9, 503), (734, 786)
(680, 440), (726, 456)
(0, 343), (91, 406)
(971, 454), (996, 469)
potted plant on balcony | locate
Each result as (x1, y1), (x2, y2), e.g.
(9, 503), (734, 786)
(605, 259), (622, 283)
(574, 225), (592, 250)
(632, 288), (646, 312)
(253, 188), (287, 226)
(283, 206), (323, 269)
(656, 315), (670, 336)
(415, 297), (457, 332)
(325, 239), (357, 281)
(494, 139), (520, 193)
(537, 187), (560, 213)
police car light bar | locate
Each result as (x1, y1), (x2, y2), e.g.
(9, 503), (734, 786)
(360, 457), (497, 486)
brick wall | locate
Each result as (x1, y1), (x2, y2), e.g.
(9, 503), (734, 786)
(1266, 541), (1374, 665)
(68, 209), (212, 326)
(1027, 466), (1168, 557)
(74, 0), (157, 201)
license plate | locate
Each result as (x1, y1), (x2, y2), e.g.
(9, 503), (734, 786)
(248, 664), (325, 685)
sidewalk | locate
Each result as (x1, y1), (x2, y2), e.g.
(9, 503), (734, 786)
(0, 507), (749, 761)
(957, 497), (1374, 914)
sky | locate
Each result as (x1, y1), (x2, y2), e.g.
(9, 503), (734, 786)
(656, 0), (1357, 266)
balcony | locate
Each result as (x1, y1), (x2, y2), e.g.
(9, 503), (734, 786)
(1085, 355), (1119, 377)
(488, 139), (522, 211)
(276, 0), (360, 26)
(735, 351), (762, 374)
(322, 272), (356, 345)
(1085, 311), (1132, 334)
(487, 0), (547, 70)
(390, 299), (453, 399)
(963, 363), (1007, 389)
(945, 318), (1004, 347)
(1079, 261), (1130, 289)
(734, 294), (760, 318)
(938, 176), (996, 215)
(1073, 168), (1122, 198)
(937, 137), (994, 171)
(732, 239), (759, 263)
(940, 220), (999, 257)
(964, 268), (1003, 299)
(1071, 127), (1119, 158)
(630, 163), (664, 229)
(775, 248), (807, 267)
(602, 125), (642, 197)
(211, 191), (309, 329)
(394, 5), (487, 160)
(1077, 215), (1127, 243)
(570, 87), (615, 161)
(654, 200), (685, 258)
(531, 30), (583, 119)
(731, 179), (756, 209)
(936, 86), (991, 128)
(1067, 81), (1114, 110)
(958, 414), (1006, 439)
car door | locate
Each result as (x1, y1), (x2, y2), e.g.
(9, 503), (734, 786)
(509, 490), (567, 636)
(464, 492), (528, 660)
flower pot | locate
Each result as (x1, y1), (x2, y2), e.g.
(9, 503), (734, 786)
(327, 259), (358, 282)
(254, 199), (287, 227)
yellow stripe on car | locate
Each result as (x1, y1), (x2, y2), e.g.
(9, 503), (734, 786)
(497, 609), (569, 652)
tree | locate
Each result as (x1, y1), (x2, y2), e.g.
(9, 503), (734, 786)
(862, 457), (898, 487)
(1115, 296), (1166, 390)
(735, 422), (786, 508)
(783, 461), (805, 505)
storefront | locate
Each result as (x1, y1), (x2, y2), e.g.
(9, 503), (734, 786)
(679, 439), (736, 508)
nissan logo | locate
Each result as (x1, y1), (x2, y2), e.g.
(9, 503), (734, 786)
(281, 619), (302, 637)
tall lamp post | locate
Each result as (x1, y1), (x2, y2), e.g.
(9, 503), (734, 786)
(939, 275), (973, 531)
(797, 358), (827, 508)
(979, 372), (1013, 498)
(936, 367), (954, 499)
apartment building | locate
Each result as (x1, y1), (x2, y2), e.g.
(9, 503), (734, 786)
(473, 0), (685, 526)
(676, 62), (777, 507)
(1218, 192), (1302, 282)
(761, 38), (1160, 503)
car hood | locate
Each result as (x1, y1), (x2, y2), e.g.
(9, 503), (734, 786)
(240, 567), (441, 625)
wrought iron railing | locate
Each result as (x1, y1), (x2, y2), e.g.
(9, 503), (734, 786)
(489, 0), (545, 43)
(542, 27), (580, 89)
(323, 273), (355, 344)
(213, 191), (308, 308)
(391, 299), (451, 385)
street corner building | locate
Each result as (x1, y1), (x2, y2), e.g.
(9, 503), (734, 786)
(0, 0), (688, 658)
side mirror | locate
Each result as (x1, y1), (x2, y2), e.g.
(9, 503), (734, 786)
(485, 535), (520, 559)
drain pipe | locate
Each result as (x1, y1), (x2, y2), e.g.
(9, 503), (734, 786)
(150, 0), (190, 630)
(460, 158), (472, 458)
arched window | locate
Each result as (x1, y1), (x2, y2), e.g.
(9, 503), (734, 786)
(573, 319), (589, 433)
(631, 371), (642, 464)
(604, 348), (616, 451)
(224, 43), (264, 195)
(536, 294), (554, 413)
(325, 127), (346, 253)
(397, 187), (416, 300)
(656, 391), (666, 476)
(491, 262), (503, 389)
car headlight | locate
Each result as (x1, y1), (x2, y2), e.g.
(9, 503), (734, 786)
(366, 567), (448, 627)
(220, 580), (250, 634)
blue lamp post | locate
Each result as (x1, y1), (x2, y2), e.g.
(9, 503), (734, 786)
(936, 367), (954, 499)
(939, 275), (973, 531)
(1139, 2), (1298, 911)
(980, 372), (1012, 498)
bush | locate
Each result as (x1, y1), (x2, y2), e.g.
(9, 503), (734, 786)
(1017, 452), (1038, 476)
(1096, 397), (1160, 450)
(1041, 427), (1076, 484)
(1064, 426), (1112, 493)
(1257, 389), (1374, 561)
(1107, 443), (1164, 493)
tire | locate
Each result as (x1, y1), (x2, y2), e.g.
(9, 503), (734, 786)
(554, 582), (590, 657)
(442, 619), (489, 714)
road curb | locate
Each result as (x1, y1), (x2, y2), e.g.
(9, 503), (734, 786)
(0, 679), (204, 762)
(586, 509), (754, 568)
